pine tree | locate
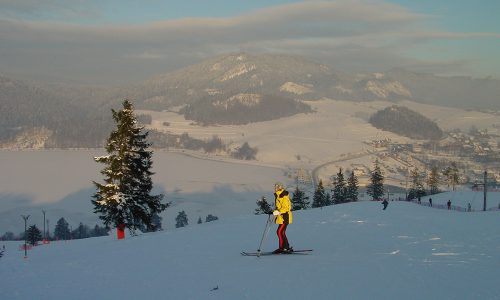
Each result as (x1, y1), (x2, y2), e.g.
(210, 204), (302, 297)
(408, 168), (426, 200)
(92, 100), (168, 232)
(255, 196), (273, 215)
(72, 222), (90, 239)
(175, 211), (189, 228)
(138, 213), (163, 232)
(205, 214), (218, 222)
(26, 225), (42, 246)
(332, 168), (347, 204)
(427, 166), (440, 195)
(367, 160), (385, 200)
(197, 217), (203, 224)
(312, 180), (328, 208)
(346, 171), (359, 202)
(54, 218), (71, 240)
(1, 232), (15, 241)
(325, 192), (332, 206)
(291, 186), (309, 210)
(91, 225), (109, 237)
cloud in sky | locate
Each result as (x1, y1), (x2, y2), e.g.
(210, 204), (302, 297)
(0, 0), (498, 84)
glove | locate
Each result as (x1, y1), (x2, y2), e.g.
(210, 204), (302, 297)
(273, 210), (280, 216)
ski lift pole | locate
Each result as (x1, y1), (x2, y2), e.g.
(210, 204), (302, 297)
(483, 170), (487, 211)
(257, 214), (273, 257)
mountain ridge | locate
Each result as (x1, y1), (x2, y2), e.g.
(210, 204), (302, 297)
(1, 52), (499, 148)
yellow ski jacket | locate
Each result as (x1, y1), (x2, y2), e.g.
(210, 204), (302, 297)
(274, 188), (293, 224)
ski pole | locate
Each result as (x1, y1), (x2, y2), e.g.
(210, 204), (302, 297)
(257, 214), (273, 257)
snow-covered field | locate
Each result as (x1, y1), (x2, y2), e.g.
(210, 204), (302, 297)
(141, 99), (500, 168)
(1, 200), (499, 300)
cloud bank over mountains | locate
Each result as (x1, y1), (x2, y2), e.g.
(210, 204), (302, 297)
(0, 0), (498, 84)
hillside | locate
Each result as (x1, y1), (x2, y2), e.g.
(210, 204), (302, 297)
(0, 75), (113, 148)
(1, 52), (500, 147)
(369, 105), (444, 140)
(2, 200), (499, 299)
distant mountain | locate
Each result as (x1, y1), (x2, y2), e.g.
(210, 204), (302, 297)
(384, 69), (500, 110)
(115, 53), (416, 124)
(1, 52), (499, 148)
(369, 105), (443, 140)
(120, 53), (500, 115)
(124, 53), (345, 108)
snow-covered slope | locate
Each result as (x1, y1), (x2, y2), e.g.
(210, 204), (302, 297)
(2, 201), (499, 300)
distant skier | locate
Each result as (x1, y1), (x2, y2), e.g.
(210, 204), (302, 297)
(467, 203), (472, 212)
(382, 199), (388, 210)
(272, 182), (293, 254)
(429, 198), (433, 207)
(447, 199), (451, 210)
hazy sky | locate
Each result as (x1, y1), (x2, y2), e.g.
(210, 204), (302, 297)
(0, 0), (499, 84)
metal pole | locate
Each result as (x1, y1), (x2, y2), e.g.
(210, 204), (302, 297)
(21, 215), (30, 258)
(42, 210), (46, 241)
(257, 214), (272, 257)
(46, 219), (50, 240)
(483, 170), (487, 211)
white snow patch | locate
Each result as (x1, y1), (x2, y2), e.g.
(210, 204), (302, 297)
(218, 63), (256, 82)
(365, 80), (411, 98)
(279, 82), (313, 95)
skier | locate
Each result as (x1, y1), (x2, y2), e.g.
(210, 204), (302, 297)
(429, 198), (433, 207)
(272, 182), (293, 254)
(382, 199), (388, 210)
(447, 199), (451, 210)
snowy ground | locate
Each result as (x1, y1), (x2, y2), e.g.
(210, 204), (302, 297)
(1, 200), (499, 300)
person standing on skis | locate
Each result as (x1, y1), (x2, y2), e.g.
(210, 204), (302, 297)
(272, 182), (293, 254)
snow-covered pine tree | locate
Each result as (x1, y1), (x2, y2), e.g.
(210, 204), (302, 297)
(291, 186), (309, 210)
(346, 170), (359, 202)
(312, 180), (328, 208)
(255, 196), (272, 215)
(197, 217), (203, 224)
(175, 211), (188, 228)
(26, 225), (42, 246)
(332, 168), (347, 204)
(367, 159), (385, 201)
(92, 100), (168, 232)
(54, 217), (71, 240)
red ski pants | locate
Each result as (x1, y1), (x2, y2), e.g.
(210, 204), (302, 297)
(277, 223), (289, 249)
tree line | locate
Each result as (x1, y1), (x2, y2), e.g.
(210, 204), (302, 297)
(0, 218), (109, 243)
(175, 211), (219, 229)
(254, 158), (463, 214)
(255, 167), (362, 214)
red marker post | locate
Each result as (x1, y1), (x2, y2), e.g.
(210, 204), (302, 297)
(117, 224), (125, 240)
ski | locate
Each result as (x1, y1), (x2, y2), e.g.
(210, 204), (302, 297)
(241, 249), (313, 256)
